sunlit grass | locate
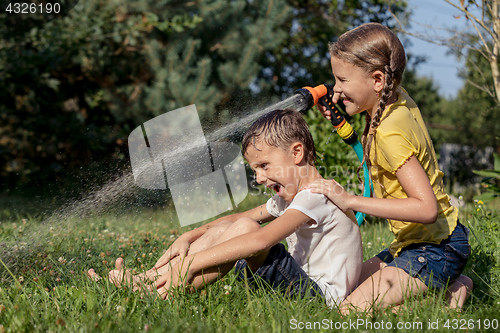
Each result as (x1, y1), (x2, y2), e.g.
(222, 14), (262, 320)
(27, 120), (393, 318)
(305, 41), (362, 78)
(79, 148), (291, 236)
(0, 195), (499, 332)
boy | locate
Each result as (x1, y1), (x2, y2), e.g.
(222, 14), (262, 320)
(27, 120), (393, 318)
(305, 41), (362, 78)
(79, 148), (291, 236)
(89, 109), (362, 307)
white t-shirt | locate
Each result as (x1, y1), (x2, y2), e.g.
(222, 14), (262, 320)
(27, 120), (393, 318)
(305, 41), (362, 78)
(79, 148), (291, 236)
(266, 189), (362, 307)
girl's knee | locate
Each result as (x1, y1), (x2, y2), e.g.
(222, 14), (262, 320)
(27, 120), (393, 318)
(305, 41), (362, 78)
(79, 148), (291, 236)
(453, 275), (473, 291)
(358, 256), (386, 285)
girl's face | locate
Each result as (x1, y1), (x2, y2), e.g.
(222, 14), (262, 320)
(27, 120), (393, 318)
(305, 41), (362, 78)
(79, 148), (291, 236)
(330, 57), (381, 118)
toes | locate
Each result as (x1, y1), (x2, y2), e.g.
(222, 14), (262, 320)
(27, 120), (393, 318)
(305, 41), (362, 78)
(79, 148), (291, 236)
(108, 269), (123, 285)
(87, 269), (101, 281)
(115, 257), (124, 270)
(157, 286), (168, 299)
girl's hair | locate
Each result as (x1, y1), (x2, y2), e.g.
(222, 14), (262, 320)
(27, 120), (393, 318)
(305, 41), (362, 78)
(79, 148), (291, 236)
(329, 23), (406, 188)
(242, 109), (316, 165)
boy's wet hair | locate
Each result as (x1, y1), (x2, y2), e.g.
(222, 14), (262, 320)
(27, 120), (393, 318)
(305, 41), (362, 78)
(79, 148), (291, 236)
(242, 109), (316, 165)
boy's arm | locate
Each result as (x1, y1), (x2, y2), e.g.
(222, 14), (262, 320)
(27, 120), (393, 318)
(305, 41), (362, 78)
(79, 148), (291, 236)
(156, 208), (310, 293)
(187, 202), (273, 239)
(154, 203), (273, 268)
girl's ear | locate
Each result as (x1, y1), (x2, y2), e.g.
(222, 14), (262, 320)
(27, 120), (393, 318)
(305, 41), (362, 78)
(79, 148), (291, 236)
(372, 70), (385, 93)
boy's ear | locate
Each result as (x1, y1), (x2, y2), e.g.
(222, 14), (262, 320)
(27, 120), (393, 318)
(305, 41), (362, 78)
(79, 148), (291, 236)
(291, 142), (305, 164)
(372, 70), (385, 93)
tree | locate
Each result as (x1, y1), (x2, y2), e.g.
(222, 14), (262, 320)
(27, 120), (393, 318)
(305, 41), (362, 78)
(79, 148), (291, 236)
(442, 49), (500, 149)
(0, 0), (411, 194)
(0, 0), (290, 193)
(390, 0), (500, 104)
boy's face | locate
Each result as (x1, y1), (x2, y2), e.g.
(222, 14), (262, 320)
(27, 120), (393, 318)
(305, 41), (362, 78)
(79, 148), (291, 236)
(245, 140), (302, 203)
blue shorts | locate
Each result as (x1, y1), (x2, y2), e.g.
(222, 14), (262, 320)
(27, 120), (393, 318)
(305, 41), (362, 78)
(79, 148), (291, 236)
(234, 243), (323, 298)
(376, 222), (470, 289)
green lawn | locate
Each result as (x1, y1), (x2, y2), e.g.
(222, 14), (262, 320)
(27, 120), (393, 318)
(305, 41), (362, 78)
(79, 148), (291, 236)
(1, 194), (499, 332)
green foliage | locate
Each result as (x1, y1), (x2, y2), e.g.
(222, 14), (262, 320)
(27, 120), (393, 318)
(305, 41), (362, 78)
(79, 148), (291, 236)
(443, 50), (500, 150)
(473, 152), (500, 202)
(0, 0), (412, 195)
(463, 203), (500, 305)
(0, 0), (291, 193)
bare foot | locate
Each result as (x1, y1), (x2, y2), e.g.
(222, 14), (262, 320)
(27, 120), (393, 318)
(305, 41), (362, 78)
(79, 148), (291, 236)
(87, 268), (102, 281)
(446, 275), (473, 309)
(108, 258), (134, 286)
(108, 258), (154, 293)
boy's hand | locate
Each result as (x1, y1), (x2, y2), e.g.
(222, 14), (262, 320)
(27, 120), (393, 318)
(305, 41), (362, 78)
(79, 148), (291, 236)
(304, 179), (351, 212)
(154, 235), (190, 269)
(155, 257), (193, 299)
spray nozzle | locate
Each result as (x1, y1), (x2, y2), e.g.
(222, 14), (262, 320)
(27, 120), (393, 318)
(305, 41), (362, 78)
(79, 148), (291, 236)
(293, 84), (328, 112)
(294, 84), (357, 145)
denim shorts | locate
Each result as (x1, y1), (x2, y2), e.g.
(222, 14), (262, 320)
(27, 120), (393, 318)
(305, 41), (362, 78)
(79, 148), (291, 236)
(234, 243), (323, 298)
(376, 222), (471, 289)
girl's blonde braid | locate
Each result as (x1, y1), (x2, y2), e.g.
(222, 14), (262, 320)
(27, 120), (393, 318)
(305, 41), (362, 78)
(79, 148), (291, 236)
(366, 66), (396, 196)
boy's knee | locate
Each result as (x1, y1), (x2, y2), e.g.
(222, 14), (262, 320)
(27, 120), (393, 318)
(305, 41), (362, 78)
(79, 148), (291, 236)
(215, 220), (233, 230)
(233, 217), (261, 235)
(204, 220), (233, 237)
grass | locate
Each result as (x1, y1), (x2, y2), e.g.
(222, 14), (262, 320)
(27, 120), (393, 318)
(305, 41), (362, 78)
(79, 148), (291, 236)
(0, 194), (500, 332)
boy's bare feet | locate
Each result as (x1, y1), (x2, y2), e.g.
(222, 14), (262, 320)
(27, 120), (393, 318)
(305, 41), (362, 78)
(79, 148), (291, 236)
(446, 275), (473, 309)
(87, 268), (102, 281)
(87, 258), (155, 294)
(108, 258), (132, 286)
(108, 258), (154, 292)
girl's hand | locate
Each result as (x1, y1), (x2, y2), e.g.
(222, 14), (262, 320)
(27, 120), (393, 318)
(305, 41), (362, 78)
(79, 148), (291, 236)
(154, 235), (190, 269)
(316, 92), (342, 120)
(304, 179), (352, 212)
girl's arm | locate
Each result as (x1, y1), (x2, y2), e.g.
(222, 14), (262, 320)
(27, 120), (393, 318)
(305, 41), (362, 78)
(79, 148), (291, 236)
(306, 155), (438, 224)
(155, 208), (311, 293)
(154, 203), (273, 268)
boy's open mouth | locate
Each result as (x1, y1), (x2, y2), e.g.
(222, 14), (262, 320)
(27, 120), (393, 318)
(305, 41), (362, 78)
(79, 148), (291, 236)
(269, 183), (282, 196)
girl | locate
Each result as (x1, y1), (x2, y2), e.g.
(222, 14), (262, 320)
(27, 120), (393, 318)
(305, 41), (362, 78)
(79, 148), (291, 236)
(305, 22), (472, 313)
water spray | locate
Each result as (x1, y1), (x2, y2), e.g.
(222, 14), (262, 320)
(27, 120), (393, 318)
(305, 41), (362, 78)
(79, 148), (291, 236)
(294, 84), (372, 226)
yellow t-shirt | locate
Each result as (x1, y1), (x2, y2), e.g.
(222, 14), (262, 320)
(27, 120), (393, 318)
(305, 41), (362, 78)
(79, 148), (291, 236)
(369, 88), (458, 256)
